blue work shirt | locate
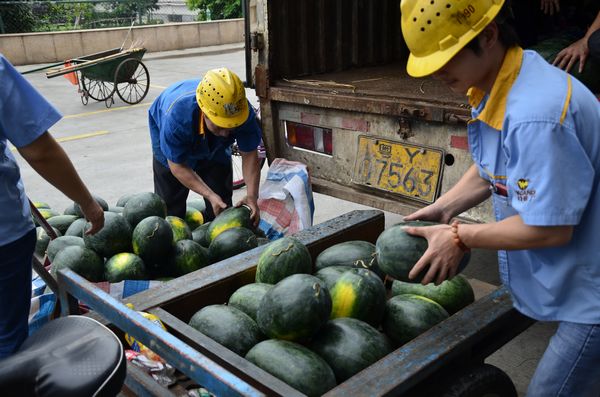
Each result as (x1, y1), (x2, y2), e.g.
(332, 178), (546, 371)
(0, 55), (62, 246)
(148, 79), (261, 169)
(467, 47), (600, 323)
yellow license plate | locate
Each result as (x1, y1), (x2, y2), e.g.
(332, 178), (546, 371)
(352, 136), (444, 203)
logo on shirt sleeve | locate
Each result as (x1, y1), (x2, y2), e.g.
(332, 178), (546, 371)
(516, 178), (536, 202)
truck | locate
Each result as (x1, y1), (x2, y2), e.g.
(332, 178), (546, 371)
(243, 0), (492, 222)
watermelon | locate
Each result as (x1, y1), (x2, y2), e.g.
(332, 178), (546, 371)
(245, 339), (337, 397)
(47, 215), (78, 235)
(189, 305), (263, 356)
(123, 192), (167, 228)
(73, 195), (109, 217)
(63, 204), (78, 216)
(116, 193), (137, 207)
(105, 253), (147, 282)
(315, 240), (383, 279)
(329, 268), (386, 326)
(64, 218), (87, 237)
(309, 318), (392, 382)
(187, 198), (206, 212)
(47, 236), (85, 262)
(376, 221), (470, 282)
(169, 239), (209, 276)
(314, 265), (352, 290)
(35, 226), (61, 257)
(391, 275), (475, 315)
(165, 216), (192, 243)
(185, 206), (204, 230)
(108, 206), (124, 214)
(383, 294), (449, 346)
(192, 222), (211, 247)
(33, 201), (51, 209)
(257, 237), (270, 246)
(256, 274), (331, 341)
(132, 216), (173, 276)
(83, 211), (132, 258)
(206, 206), (252, 243)
(52, 245), (104, 282)
(35, 208), (59, 225)
(255, 237), (312, 284)
(208, 227), (258, 263)
(228, 283), (273, 321)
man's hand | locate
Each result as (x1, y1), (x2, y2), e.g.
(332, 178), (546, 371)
(403, 223), (466, 285)
(236, 196), (260, 227)
(80, 200), (105, 235)
(553, 37), (589, 74)
(209, 194), (227, 217)
(540, 0), (559, 15)
(403, 203), (450, 224)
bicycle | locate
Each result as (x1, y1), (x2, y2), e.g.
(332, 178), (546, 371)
(231, 139), (267, 189)
(231, 104), (267, 190)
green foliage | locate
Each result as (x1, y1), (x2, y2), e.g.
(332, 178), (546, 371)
(108, 0), (160, 23)
(0, 4), (35, 33)
(186, 0), (241, 21)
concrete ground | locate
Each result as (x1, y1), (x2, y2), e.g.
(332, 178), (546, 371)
(13, 45), (555, 396)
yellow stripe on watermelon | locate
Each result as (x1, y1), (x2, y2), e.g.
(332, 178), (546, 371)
(209, 220), (244, 242)
(330, 282), (357, 318)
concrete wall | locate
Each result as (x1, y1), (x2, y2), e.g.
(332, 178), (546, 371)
(0, 19), (244, 66)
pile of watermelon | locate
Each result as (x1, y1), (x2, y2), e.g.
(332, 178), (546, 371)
(34, 193), (267, 284)
(187, 228), (475, 396)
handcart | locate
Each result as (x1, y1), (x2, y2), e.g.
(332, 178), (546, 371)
(27, 47), (150, 108)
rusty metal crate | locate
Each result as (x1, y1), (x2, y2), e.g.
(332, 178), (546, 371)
(57, 210), (533, 396)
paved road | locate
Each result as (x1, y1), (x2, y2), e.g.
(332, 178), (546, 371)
(13, 45), (554, 396)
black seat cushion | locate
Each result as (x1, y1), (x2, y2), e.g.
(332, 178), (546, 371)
(0, 316), (126, 397)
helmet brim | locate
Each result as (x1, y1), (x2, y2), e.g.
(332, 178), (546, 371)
(204, 100), (250, 129)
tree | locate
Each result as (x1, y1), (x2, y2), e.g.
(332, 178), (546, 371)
(186, 0), (241, 21)
(109, 0), (160, 24)
(0, 3), (35, 33)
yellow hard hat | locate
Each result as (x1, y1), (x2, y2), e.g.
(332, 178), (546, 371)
(401, 0), (505, 77)
(196, 68), (249, 129)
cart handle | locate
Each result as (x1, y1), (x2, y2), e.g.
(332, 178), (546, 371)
(21, 60), (72, 75)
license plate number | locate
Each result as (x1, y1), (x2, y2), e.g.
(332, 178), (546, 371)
(352, 136), (444, 203)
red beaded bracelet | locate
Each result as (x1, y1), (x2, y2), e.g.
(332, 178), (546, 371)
(451, 220), (471, 253)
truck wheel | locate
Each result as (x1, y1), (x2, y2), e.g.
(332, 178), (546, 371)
(437, 364), (517, 397)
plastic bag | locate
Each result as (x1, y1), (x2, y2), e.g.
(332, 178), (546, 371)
(257, 158), (315, 240)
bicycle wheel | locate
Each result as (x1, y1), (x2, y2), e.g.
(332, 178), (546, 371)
(81, 75), (115, 102)
(232, 142), (266, 190)
(115, 58), (150, 105)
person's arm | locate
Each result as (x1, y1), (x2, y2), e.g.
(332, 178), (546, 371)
(553, 11), (600, 73)
(404, 164), (491, 224)
(236, 149), (261, 226)
(167, 159), (227, 216)
(404, 215), (573, 285)
(17, 132), (104, 234)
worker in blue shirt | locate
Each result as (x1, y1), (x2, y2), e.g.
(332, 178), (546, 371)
(399, 0), (600, 395)
(0, 54), (104, 358)
(149, 68), (262, 224)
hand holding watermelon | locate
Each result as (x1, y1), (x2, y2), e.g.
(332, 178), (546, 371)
(403, 223), (467, 285)
(236, 197), (260, 227)
(403, 203), (452, 225)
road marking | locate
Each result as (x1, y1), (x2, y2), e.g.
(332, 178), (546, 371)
(151, 84), (166, 90)
(63, 102), (150, 119)
(56, 130), (110, 143)
(10, 130), (110, 151)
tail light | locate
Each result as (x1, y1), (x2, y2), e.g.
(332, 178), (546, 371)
(285, 121), (333, 156)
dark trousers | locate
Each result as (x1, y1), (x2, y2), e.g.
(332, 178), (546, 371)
(0, 228), (36, 358)
(153, 157), (233, 221)
(589, 29), (600, 63)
